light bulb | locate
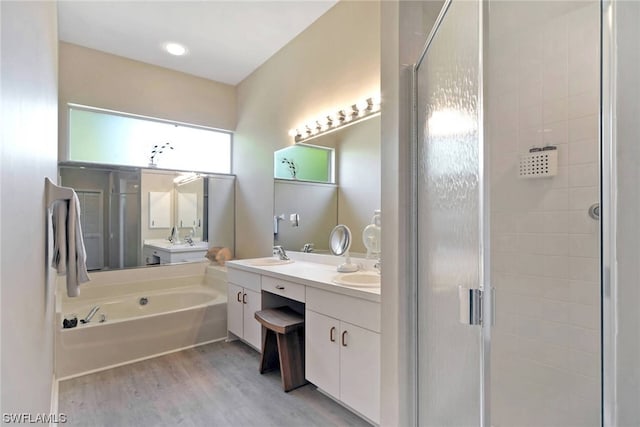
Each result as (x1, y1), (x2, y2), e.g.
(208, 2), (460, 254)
(288, 129), (298, 137)
(356, 100), (369, 112)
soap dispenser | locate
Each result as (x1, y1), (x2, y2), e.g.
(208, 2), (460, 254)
(362, 210), (381, 259)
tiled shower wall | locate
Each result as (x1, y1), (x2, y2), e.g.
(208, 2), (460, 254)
(489, 3), (600, 426)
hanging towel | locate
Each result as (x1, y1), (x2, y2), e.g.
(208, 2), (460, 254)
(51, 191), (90, 297)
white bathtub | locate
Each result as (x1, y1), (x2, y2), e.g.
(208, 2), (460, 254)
(55, 262), (227, 379)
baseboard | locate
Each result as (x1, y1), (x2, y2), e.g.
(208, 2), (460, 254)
(56, 337), (226, 382)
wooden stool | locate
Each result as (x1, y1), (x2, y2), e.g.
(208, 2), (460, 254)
(254, 307), (306, 392)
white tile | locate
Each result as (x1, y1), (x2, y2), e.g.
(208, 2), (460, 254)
(537, 319), (571, 347)
(542, 121), (568, 147)
(537, 233), (569, 256)
(568, 90), (599, 119)
(518, 127), (543, 151)
(569, 114), (598, 142)
(569, 234), (599, 258)
(551, 166), (569, 189)
(519, 81), (543, 109)
(569, 280), (600, 306)
(568, 394), (601, 427)
(569, 68), (599, 97)
(569, 302), (599, 329)
(569, 139), (598, 165)
(543, 97), (568, 124)
(543, 58), (569, 101)
(569, 256), (599, 283)
(569, 186), (598, 211)
(569, 163), (599, 188)
(519, 104), (542, 130)
(568, 348), (600, 378)
(538, 188), (569, 211)
(540, 297), (571, 323)
(492, 212), (519, 233)
(518, 336), (569, 371)
(541, 211), (569, 233)
(568, 210), (599, 234)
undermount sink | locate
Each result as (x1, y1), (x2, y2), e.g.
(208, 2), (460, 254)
(332, 272), (380, 287)
(248, 257), (295, 266)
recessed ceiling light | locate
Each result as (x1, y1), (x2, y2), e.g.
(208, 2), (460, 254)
(163, 42), (187, 56)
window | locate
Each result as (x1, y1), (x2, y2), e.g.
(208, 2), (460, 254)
(68, 104), (232, 173)
(274, 143), (334, 183)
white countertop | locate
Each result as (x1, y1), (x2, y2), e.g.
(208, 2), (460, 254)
(226, 253), (381, 303)
(144, 239), (208, 252)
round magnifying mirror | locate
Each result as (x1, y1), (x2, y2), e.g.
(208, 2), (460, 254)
(329, 225), (359, 273)
(329, 224), (351, 256)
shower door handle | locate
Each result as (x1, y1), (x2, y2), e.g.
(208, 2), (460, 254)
(458, 286), (483, 326)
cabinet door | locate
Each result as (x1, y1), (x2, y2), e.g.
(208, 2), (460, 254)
(177, 192), (198, 228)
(305, 309), (340, 398)
(340, 322), (380, 424)
(227, 283), (244, 339)
(148, 191), (171, 228)
(242, 288), (262, 350)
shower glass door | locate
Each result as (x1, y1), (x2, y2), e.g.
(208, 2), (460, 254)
(415, 0), (485, 425)
(415, 0), (602, 425)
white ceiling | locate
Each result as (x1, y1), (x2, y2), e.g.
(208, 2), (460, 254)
(57, 1), (338, 86)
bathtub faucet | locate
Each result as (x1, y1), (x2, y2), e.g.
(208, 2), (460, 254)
(80, 305), (100, 324)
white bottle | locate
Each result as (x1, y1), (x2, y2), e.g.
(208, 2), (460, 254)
(362, 210), (381, 259)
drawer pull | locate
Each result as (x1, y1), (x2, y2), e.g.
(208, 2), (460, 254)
(236, 291), (242, 302)
(275, 285), (285, 290)
(341, 330), (348, 347)
(242, 293), (247, 304)
(330, 326), (336, 342)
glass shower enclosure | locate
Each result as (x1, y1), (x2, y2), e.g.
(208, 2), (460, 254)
(414, 1), (601, 425)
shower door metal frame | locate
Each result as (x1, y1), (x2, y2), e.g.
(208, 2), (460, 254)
(600, 0), (616, 425)
(412, 0), (491, 425)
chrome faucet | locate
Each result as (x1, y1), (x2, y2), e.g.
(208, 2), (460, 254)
(273, 245), (290, 261)
(301, 243), (314, 253)
(374, 259), (381, 275)
(168, 226), (178, 243)
(80, 305), (100, 324)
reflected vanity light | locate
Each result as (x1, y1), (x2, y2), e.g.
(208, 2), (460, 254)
(173, 172), (200, 186)
(288, 95), (381, 143)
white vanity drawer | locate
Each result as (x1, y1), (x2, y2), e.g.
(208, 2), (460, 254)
(306, 287), (380, 332)
(227, 268), (261, 292)
(261, 276), (305, 303)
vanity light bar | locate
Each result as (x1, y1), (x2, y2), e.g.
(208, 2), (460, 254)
(288, 95), (381, 143)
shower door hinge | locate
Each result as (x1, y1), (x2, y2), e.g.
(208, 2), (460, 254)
(458, 286), (483, 326)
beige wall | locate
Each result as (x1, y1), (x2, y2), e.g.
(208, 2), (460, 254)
(1, 0), (59, 414)
(58, 42), (236, 160)
(234, 0), (380, 258)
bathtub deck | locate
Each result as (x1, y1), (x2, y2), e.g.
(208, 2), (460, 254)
(58, 340), (371, 426)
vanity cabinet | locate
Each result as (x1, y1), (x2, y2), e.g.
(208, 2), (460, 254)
(305, 287), (380, 424)
(227, 269), (262, 350)
(225, 260), (380, 424)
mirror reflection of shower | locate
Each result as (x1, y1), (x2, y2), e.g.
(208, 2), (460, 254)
(60, 165), (141, 270)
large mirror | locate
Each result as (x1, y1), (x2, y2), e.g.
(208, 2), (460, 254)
(60, 163), (235, 270)
(273, 114), (380, 255)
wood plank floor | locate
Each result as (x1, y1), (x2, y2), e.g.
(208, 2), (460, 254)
(58, 340), (371, 427)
